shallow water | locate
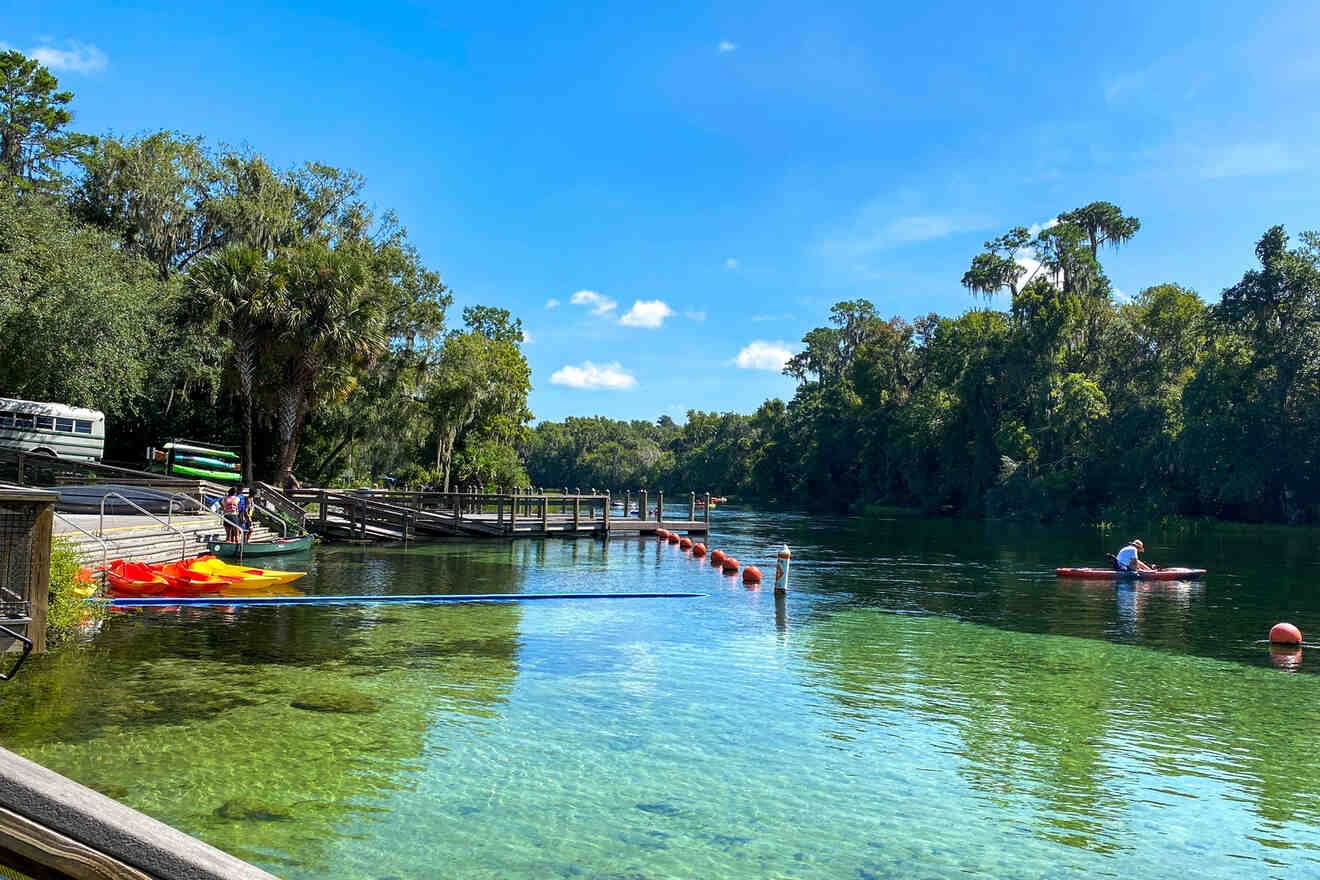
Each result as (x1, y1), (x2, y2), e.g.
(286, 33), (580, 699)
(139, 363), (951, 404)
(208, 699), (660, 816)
(4, 510), (1320, 878)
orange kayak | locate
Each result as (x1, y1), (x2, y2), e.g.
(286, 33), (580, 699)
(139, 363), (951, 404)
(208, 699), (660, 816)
(150, 561), (232, 594)
(103, 560), (170, 595)
(1055, 567), (1206, 580)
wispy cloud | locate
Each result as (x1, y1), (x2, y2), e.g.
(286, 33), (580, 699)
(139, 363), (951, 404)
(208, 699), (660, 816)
(822, 209), (990, 276)
(544, 298), (561, 309)
(734, 340), (795, 372)
(683, 310), (707, 322)
(1201, 142), (1304, 179)
(520, 330), (534, 344)
(718, 40), (737, 53)
(725, 257), (739, 269)
(550, 361), (637, 390)
(26, 41), (108, 73)
(750, 313), (793, 322)
(570, 289), (618, 315)
(619, 300), (675, 328)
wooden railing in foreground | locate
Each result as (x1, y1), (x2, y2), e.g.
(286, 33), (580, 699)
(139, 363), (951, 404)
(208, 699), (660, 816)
(0, 746), (279, 880)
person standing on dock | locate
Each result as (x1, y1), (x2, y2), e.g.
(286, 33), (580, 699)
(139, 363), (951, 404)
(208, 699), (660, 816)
(221, 488), (241, 543)
(238, 488), (252, 544)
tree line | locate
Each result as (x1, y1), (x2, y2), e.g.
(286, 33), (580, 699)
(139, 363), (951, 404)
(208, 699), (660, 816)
(0, 50), (531, 490)
(525, 205), (1320, 524)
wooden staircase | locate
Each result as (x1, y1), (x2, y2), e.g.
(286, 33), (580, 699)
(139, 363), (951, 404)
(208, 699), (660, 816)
(56, 515), (282, 567)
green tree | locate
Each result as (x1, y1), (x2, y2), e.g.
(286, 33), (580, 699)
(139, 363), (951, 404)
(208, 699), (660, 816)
(0, 51), (94, 194)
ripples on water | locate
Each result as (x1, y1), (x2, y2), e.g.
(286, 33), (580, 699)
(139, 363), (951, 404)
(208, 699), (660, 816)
(2, 509), (1320, 878)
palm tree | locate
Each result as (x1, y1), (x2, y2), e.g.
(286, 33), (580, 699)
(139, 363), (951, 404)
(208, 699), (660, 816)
(268, 242), (386, 488)
(188, 244), (273, 483)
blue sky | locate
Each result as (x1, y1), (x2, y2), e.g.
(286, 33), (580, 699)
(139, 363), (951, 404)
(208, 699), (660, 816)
(8, 0), (1320, 423)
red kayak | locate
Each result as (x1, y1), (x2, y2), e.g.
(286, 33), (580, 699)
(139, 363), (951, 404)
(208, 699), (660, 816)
(1055, 567), (1206, 580)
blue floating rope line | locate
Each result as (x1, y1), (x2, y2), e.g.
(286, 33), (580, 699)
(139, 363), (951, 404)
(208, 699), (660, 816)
(94, 592), (707, 608)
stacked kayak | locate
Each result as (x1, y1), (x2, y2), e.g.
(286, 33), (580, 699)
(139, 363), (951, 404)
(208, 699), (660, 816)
(1055, 567), (1207, 580)
(99, 556), (306, 598)
(148, 440), (243, 483)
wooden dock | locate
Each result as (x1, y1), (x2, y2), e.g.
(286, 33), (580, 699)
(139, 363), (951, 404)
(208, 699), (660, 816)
(263, 484), (712, 543)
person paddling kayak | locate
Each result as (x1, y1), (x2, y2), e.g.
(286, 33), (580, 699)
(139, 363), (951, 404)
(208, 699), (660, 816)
(1114, 539), (1154, 572)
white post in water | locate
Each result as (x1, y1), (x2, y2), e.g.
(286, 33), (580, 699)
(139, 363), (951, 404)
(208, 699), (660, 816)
(774, 544), (792, 594)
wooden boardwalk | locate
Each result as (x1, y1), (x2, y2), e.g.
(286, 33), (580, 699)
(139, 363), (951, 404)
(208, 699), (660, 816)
(262, 484), (712, 543)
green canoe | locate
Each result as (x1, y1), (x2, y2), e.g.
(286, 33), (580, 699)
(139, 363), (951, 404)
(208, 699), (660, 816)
(164, 442), (240, 460)
(205, 534), (315, 557)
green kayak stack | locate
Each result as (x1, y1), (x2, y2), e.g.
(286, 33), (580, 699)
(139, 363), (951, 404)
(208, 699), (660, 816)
(154, 439), (243, 483)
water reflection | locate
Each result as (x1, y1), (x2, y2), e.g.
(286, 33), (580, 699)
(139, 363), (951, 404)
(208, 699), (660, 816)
(802, 607), (1320, 866)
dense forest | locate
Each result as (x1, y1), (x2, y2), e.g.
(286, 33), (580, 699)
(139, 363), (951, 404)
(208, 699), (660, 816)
(524, 209), (1320, 524)
(4, 51), (1318, 524)
(0, 50), (531, 491)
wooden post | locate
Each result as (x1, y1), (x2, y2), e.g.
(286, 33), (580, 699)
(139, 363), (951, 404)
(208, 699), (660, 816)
(319, 490), (328, 531)
(689, 491), (696, 522)
(639, 490), (647, 523)
(705, 492), (712, 530)
(624, 491), (631, 518)
(603, 491), (611, 539)
(541, 494), (549, 533)
(656, 491), (664, 523)
(509, 493), (517, 534)
(26, 500), (53, 654)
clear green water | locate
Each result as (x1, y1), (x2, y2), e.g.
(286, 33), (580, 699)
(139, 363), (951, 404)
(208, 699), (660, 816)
(4, 511), (1320, 878)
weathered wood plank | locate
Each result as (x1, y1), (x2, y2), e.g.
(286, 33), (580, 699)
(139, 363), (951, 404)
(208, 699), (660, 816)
(0, 805), (153, 879)
(0, 747), (280, 880)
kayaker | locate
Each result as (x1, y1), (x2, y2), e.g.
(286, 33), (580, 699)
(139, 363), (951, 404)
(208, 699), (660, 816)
(1114, 539), (1153, 572)
(221, 488), (241, 543)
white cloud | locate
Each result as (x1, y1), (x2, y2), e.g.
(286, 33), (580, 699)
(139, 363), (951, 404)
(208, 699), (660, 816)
(734, 340), (795, 372)
(619, 299), (675, 328)
(520, 330), (534, 344)
(1201, 142), (1304, 179)
(1026, 217), (1060, 237)
(718, 40), (737, 53)
(545, 298), (560, 309)
(550, 361), (637, 390)
(822, 210), (989, 274)
(570, 289), (617, 315)
(683, 310), (707, 322)
(750, 313), (793, 322)
(725, 257), (739, 269)
(28, 42), (108, 73)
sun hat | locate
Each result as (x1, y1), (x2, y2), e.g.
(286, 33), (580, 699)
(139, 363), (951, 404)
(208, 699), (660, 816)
(1131, 539), (1144, 550)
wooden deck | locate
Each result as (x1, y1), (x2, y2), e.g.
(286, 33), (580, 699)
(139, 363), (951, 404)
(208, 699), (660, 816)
(268, 485), (712, 543)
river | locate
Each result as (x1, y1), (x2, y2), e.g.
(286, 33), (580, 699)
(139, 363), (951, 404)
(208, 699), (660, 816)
(2, 509), (1319, 878)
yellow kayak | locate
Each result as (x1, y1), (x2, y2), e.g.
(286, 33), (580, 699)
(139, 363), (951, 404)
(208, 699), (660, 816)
(189, 556), (307, 587)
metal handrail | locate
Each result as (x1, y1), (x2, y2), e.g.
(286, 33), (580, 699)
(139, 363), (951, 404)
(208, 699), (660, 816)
(98, 492), (189, 562)
(165, 492), (211, 528)
(53, 512), (111, 582)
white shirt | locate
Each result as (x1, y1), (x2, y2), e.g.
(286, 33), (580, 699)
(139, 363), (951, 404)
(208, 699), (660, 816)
(1116, 545), (1139, 569)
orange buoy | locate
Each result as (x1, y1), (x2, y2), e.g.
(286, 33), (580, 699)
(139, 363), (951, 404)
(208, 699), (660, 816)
(742, 565), (762, 585)
(667, 532), (680, 544)
(1270, 622), (1303, 645)
(692, 543), (707, 557)
(679, 537), (693, 550)
(656, 528), (669, 540)
(722, 556), (739, 573)
(710, 549), (725, 566)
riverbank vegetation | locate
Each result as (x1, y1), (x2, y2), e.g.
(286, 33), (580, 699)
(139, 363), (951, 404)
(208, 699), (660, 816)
(3, 51), (1316, 524)
(0, 50), (530, 491)
(525, 208), (1320, 524)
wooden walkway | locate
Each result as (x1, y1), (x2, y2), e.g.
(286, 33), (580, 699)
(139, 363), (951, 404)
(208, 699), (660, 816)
(261, 484), (712, 543)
